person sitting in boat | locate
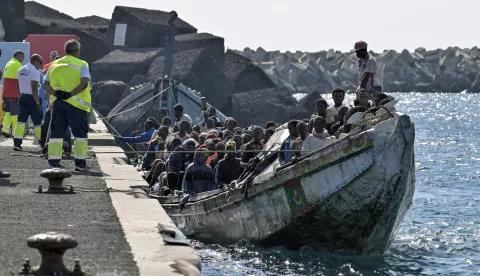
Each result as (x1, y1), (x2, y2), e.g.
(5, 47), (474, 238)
(355, 89), (371, 110)
(182, 149), (215, 194)
(374, 93), (389, 107)
(162, 116), (172, 127)
(240, 126), (264, 168)
(354, 40), (383, 93)
(225, 118), (237, 132)
(207, 107), (223, 127)
(279, 120), (299, 165)
(209, 142), (225, 176)
(113, 120), (156, 148)
(216, 141), (242, 189)
(223, 130), (234, 141)
(303, 116), (337, 153)
(231, 134), (243, 158)
(330, 106), (349, 135)
(311, 99), (328, 120)
(265, 121), (277, 130)
(173, 103), (193, 126)
(241, 131), (252, 146)
(325, 88), (346, 132)
(142, 125), (170, 171)
(167, 138), (196, 193)
(264, 127), (275, 144)
(290, 121), (309, 158)
(206, 118), (216, 130)
(172, 120), (191, 141)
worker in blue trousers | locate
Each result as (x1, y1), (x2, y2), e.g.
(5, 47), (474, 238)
(44, 39), (91, 171)
(13, 54), (44, 151)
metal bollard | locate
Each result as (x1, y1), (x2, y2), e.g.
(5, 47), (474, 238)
(39, 169), (73, 194)
(26, 232), (79, 274)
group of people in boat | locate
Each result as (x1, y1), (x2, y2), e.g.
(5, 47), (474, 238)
(111, 40), (392, 196)
(114, 88), (394, 197)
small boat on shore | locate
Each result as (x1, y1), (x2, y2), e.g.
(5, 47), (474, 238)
(159, 109), (416, 254)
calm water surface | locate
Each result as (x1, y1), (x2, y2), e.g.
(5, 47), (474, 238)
(194, 93), (480, 275)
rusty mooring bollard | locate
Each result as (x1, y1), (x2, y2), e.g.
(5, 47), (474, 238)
(27, 232), (78, 274)
(40, 169), (72, 193)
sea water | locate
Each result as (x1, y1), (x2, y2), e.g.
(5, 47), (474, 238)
(195, 92), (480, 275)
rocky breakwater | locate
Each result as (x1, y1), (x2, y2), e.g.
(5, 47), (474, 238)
(239, 47), (480, 93)
(9, 1), (320, 126)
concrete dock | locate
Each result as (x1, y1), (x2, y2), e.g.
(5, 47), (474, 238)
(0, 114), (200, 275)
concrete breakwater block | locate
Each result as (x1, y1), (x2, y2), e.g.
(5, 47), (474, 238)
(91, 80), (128, 116)
(25, 1), (72, 20)
(175, 32), (225, 64)
(25, 16), (109, 64)
(75, 15), (110, 34)
(92, 48), (164, 83)
(105, 6), (197, 49)
(224, 50), (276, 94)
(231, 87), (309, 127)
(0, 0), (25, 42)
(147, 48), (234, 109)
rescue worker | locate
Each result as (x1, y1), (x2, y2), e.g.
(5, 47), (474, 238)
(2, 51), (25, 137)
(42, 51), (58, 74)
(354, 41), (383, 93)
(44, 40), (91, 171)
(13, 54), (44, 151)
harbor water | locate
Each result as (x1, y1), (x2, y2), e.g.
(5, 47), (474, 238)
(194, 92), (480, 275)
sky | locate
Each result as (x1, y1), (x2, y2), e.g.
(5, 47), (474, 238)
(34, 0), (478, 53)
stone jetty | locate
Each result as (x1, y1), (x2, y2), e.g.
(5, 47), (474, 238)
(3, 0), (478, 127)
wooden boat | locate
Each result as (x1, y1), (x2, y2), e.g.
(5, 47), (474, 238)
(160, 110), (415, 254)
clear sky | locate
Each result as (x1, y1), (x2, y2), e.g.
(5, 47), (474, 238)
(34, 0), (478, 53)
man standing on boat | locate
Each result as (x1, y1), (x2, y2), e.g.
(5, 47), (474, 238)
(354, 41), (383, 93)
(44, 39), (91, 171)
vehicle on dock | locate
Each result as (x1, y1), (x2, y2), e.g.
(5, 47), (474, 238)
(158, 108), (416, 254)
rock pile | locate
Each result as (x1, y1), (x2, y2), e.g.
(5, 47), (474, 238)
(239, 47), (480, 93)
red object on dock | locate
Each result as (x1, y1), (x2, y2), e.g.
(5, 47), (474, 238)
(24, 34), (80, 63)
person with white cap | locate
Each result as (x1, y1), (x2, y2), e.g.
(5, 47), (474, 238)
(354, 41), (383, 93)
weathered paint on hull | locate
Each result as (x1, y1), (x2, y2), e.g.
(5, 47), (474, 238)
(163, 115), (415, 254)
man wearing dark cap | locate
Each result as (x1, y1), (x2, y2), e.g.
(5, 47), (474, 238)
(354, 41), (383, 93)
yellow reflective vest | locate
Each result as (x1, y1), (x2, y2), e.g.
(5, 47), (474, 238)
(47, 55), (91, 112)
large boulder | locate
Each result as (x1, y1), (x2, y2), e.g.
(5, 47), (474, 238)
(25, 15), (110, 64)
(230, 87), (309, 127)
(91, 80), (128, 116)
(0, 0), (25, 41)
(174, 33), (224, 64)
(75, 15), (110, 35)
(105, 6), (197, 49)
(25, 1), (72, 19)
(146, 48), (234, 109)
(297, 91), (322, 114)
(92, 48), (163, 83)
(224, 50), (276, 94)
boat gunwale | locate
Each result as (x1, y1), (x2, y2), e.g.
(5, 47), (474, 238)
(160, 128), (376, 207)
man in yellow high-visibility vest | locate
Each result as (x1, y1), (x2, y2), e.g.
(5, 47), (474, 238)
(2, 51), (24, 137)
(44, 40), (91, 171)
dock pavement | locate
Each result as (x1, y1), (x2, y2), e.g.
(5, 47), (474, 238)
(0, 113), (200, 275)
